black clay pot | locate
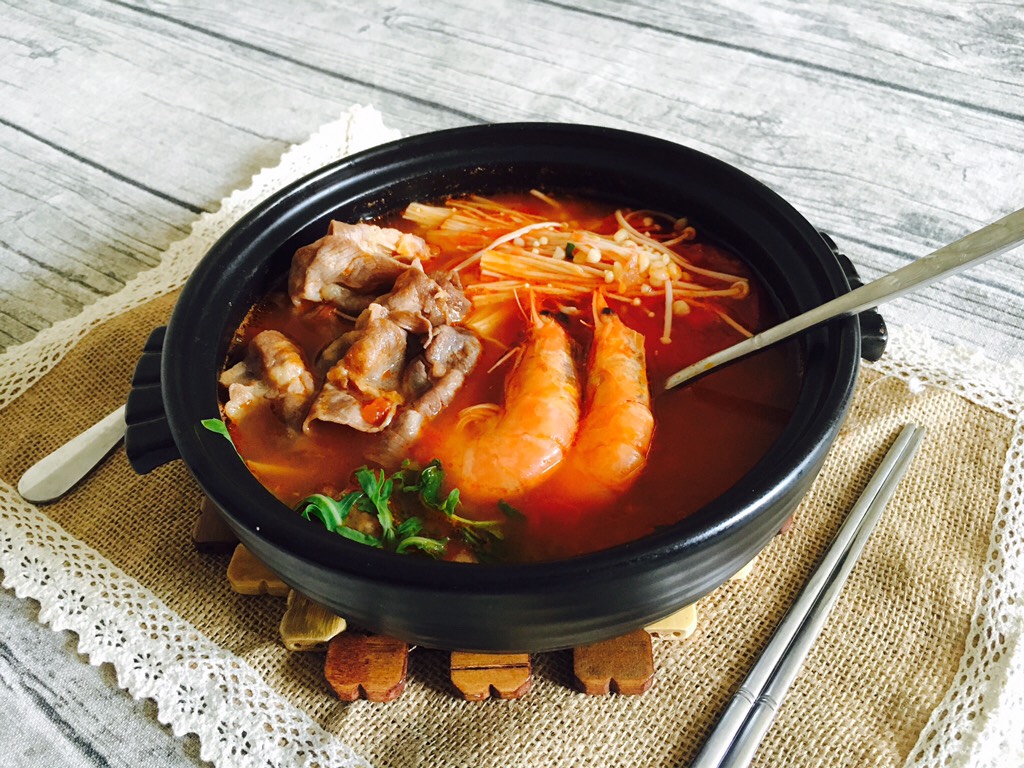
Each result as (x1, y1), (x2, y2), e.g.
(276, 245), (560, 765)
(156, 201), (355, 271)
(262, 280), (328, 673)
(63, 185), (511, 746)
(125, 123), (885, 653)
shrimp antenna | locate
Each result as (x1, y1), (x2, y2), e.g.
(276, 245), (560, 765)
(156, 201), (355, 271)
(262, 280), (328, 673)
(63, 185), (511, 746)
(487, 345), (522, 374)
(592, 289), (612, 323)
(511, 286), (540, 324)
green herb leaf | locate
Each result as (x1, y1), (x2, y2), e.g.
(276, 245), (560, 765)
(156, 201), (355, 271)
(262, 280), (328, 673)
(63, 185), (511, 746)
(456, 526), (506, 562)
(336, 527), (383, 547)
(455, 516), (506, 541)
(335, 490), (365, 518)
(395, 516), (424, 539)
(298, 494), (347, 532)
(395, 535), (448, 557)
(201, 418), (234, 445)
(392, 469), (415, 492)
(460, 526), (487, 549)
(354, 466), (395, 544)
(565, 242), (577, 258)
(295, 460), (509, 561)
(497, 500), (525, 520)
(415, 460), (445, 504)
(414, 460), (461, 517)
(439, 488), (460, 517)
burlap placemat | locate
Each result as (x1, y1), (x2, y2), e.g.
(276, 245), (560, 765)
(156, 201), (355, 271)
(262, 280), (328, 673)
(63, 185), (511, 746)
(1, 108), (1022, 768)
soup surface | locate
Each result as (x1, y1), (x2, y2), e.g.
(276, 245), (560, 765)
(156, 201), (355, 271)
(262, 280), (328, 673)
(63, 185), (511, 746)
(219, 192), (801, 562)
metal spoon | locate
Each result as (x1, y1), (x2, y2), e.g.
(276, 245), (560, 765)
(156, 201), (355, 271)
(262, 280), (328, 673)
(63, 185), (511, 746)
(664, 206), (1024, 391)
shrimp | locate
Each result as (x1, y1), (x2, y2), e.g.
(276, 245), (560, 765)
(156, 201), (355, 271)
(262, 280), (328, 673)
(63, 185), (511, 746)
(436, 294), (581, 503)
(544, 291), (654, 509)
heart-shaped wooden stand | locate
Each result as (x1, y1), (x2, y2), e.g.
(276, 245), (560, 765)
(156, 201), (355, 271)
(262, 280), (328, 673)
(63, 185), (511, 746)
(198, 497), (740, 702)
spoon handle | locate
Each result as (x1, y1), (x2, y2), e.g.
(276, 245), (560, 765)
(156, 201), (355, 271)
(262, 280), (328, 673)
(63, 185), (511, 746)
(17, 405), (127, 504)
(664, 206), (1024, 391)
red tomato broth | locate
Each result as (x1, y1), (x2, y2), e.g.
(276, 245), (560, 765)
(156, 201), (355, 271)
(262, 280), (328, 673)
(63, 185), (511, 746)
(222, 193), (802, 562)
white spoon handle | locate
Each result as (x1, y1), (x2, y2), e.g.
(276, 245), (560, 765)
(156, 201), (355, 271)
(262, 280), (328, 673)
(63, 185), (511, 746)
(17, 405), (127, 503)
(664, 207), (1024, 391)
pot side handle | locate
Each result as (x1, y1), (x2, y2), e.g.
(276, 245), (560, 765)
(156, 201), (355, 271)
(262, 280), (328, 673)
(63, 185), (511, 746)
(125, 326), (182, 474)
(818, 232), (888, 362)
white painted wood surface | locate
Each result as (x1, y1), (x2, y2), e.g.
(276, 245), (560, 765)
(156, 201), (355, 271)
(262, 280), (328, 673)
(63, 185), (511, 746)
(1, 1), (1022, 765)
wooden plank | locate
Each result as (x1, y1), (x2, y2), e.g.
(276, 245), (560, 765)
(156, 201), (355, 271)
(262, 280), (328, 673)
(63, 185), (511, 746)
(191, 496), (239, 553)
(0, 0), (467, 207)
(8, 0), (1019, 242)
(0, 0), (465, 351)
(0, 124), (190, 351)
(225, 544), (290, 596)
(547, 0), (1024, 118)
(278, 590), (347, 652)
(645, 603), (698, 638)
(112, 0), (1024, 353)
(3, 0), (1022, 356)
(0, 588), (203, 767)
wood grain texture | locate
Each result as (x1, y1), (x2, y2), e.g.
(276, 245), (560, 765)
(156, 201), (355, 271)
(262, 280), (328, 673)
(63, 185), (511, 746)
(0, 123), (189, 348)
(2, 0), (465, 205)
(324, 633), (409, 702)
(573, 629), (655, 696)
(0, 588), (203, 767)
(1, 1), (1022, 764)
(3, 0), (1021, 356)
(449, 652), (533, 700)
(556, 0), (1024, 116)
(226, 543), (290, 596)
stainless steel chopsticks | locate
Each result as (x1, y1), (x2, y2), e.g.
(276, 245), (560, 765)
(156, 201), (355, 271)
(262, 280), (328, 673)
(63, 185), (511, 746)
(689, 423), (926, 768)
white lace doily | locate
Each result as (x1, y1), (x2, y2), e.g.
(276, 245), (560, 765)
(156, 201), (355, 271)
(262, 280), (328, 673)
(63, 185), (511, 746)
(1, 106), (1021, 768)
(865, 330), (1024, 768)
(0, 105), (396, 768)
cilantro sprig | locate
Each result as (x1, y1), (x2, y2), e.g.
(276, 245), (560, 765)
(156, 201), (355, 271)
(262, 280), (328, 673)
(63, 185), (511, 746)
(297, 493), (377, 545)
(295, 460), (517, 560)
(408, 460), (510, 542)
(353, 467), (396, 545)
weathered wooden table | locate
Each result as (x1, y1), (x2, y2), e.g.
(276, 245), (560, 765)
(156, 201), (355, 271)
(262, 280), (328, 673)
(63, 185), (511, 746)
(2, 2), (1022, 765)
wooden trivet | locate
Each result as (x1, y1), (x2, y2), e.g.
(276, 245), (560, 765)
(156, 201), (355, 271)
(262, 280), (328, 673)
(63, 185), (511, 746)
(573, 628), (655, 695)
(325, 634), (410, 703)
(191, 496), (239, 553)
(450, 652), (533, 701)
(200, 497), (760, 702)
(225, 542), (290, 597)
(280, 590), (348, 652)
